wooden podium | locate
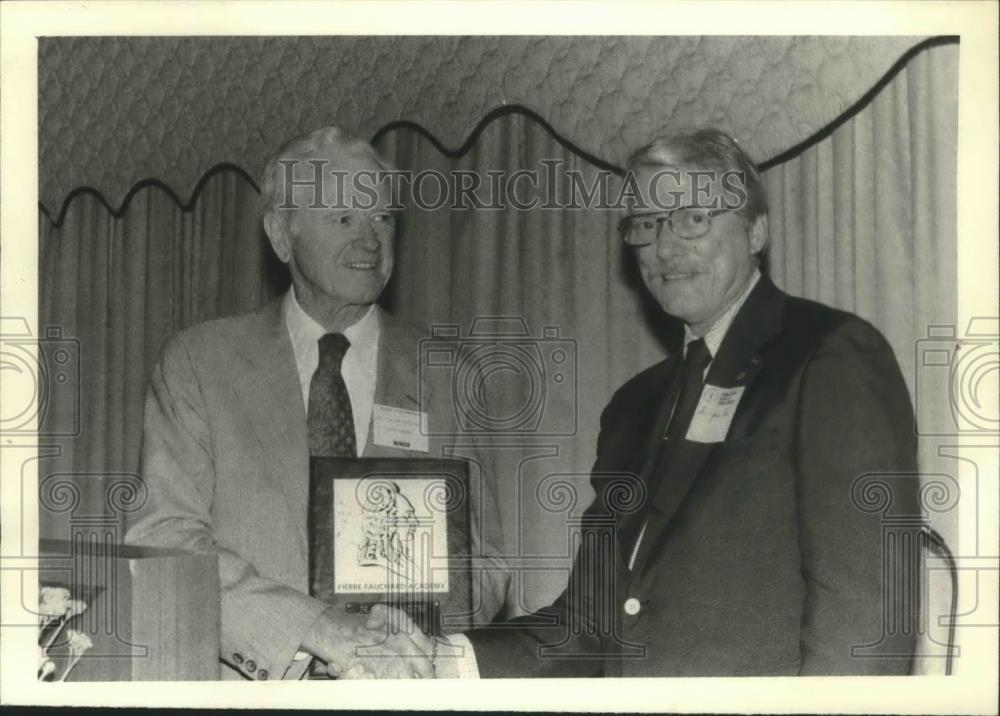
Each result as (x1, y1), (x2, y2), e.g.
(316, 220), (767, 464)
(39, 539), (220, 680)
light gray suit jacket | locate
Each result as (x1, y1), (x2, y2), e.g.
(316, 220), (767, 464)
(126, 299), (509, 680)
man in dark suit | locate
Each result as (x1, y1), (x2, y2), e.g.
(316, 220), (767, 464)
(450, 128), (919, 677)
(126, 127), (508, 680)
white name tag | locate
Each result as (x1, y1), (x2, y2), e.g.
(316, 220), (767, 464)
(372, 404), (429, 453)
(686, 385), (745, 443)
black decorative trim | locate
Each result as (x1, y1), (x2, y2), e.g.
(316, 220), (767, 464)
(757, 35), (959, 171)
(39, 162), (261, 228)
(371, 105), (624, 175)
(40, 35), (959, 227)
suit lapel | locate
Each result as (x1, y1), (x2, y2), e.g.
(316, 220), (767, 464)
(363, 309), (426, 457)
(634, 355), (685, 479)
(229, 303), (430, 560)
(631, 276), (785, 575)
(231, 299), (311, 553)
(702, 276), (784, 391)
(612, 355), (683, 565)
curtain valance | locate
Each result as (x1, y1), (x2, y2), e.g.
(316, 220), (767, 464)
(39, 35), (933, 214)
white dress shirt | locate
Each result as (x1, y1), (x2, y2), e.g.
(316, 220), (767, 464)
(684, 268), (762, 369)
(283, 289), (380, 454)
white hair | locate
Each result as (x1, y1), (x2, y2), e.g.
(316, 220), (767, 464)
(258, 126), (394, 215)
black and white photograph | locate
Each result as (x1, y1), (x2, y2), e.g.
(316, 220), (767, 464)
(1, 2), (997, 712)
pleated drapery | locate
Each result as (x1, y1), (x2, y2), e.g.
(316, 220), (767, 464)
(764, 43), (958, 495)
(39, 173), (285, 527)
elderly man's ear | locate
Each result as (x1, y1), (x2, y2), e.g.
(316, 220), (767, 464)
(749, 215), (769, 256)
(263, 211), (292, 264)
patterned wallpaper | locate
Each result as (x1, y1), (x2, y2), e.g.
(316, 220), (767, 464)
(38, 35), (928, 212)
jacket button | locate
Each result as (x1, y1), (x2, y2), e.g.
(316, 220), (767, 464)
(245, 660), (257, 673)
(258, 669), (269, 681)
(233, 653), (244, 665)
(623, 598), (641, 616)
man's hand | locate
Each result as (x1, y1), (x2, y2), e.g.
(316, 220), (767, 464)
(300, 604), (434, 679)
(364, 606), (473, 679)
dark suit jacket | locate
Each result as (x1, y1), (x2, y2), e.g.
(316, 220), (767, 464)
(126, 299), (509, 680)
(468, 276), (919, 677)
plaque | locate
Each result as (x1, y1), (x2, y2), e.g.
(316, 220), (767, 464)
(307, 457), (472, 646)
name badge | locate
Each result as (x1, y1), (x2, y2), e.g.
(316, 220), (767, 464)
(686, 385), (745, 444)
(372, 404), (429, 453)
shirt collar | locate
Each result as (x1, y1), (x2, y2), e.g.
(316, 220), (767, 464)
(684, 267), (761, 358)
(282, 288), (380, 358)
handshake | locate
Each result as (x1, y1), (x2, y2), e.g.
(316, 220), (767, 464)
(301, 604), (465, 679)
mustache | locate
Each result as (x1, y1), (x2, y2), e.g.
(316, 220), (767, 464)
(646, 262), (706, 275)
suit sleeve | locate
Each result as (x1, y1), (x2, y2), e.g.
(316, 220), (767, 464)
(125, 334), (328, 680)
(464, 510), (608, 677)
(464, 405), (621, 678)
(794, 318), (919, 675)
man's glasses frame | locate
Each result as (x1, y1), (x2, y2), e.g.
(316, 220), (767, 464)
(618, 207), (732, 246)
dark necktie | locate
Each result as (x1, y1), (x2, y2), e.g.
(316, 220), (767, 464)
(620, 337), (712, 564)
(307, 333), (357, 457)
(661, 337), (712, 449)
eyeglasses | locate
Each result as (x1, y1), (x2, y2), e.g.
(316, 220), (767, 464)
(617, 208), (731, 246)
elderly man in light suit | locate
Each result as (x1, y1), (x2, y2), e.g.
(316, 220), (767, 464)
(127, 127), (508, 680)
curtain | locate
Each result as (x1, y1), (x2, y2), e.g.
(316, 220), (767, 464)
(39, 41), (958, 664)
(38, 173), (285, 537)
(765, 43), (959, 543)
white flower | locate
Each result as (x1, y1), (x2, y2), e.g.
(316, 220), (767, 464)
(59, 629), (95, 682)
(39, 586), (71, 618)
(38, 659), (56, 681)
(66, 629), (93, 656)
(65, 599), (87, 619)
